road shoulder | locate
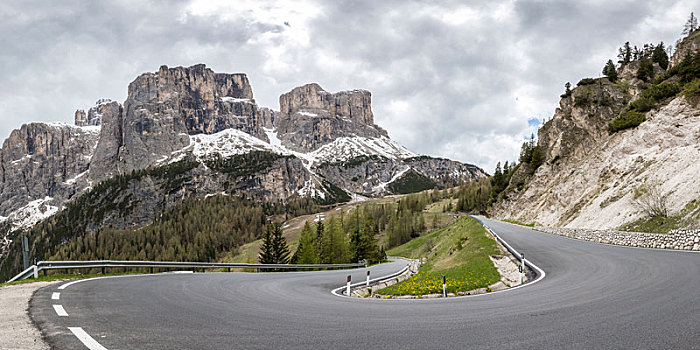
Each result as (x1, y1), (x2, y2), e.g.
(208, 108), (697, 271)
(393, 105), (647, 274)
(0, 281), (57, 350)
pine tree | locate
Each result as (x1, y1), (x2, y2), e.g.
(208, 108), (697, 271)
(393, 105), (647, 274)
(683, 12), (698, 36)
(270, 223), (290, 264)
(292, 221), (318, 264)
(637, 59), (654, 81)
(603, 59), (618, 82)
(561, 82), (572, 98)
(618, 42), (632, 66)
(651, 42), (669, 70)
(258, 225), (275, 264)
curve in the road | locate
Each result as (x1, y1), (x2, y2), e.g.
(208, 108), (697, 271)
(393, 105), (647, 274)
(31, 218), (700, 349)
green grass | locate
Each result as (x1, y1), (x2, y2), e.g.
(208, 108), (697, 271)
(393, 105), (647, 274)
(379, 217), (500, 295)
(503, 219), (535, 227)
(620, 200), (700, 233)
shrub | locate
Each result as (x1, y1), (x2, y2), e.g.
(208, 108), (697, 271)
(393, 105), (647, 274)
(577, 78), (597, 86)
(630, 82), (681, 112)
(683, 78), (700, 97)
(637, 59), (654, 81)
(644, 82), (681, 101)
(629, 96), (655, 112)
(608, 111), (646, 133)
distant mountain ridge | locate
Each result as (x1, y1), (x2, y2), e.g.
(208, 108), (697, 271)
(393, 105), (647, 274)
(0, 64), (486, 258)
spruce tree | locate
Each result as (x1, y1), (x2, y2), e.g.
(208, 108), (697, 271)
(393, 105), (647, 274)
(618, 42), (632, 66)
(292, 221), (318, 264)
(683, 12), (698, 36)
(651, 42), (669, 70)
(270, 223), (290, 264)
(637, 59), (654, 81)
(603, 59), (618, 82)
(258, 225), (275, 264)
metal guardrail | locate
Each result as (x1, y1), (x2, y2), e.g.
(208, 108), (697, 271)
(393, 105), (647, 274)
(7, 259), (367, 283)
(332, 257), (411, 297)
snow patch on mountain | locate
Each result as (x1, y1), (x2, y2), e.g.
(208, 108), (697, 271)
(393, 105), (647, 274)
(188, 129), (276, 160)
(2, 197), (60, 231)
(262, 128), (316, 171)
(297, 179), (326, 199)
(310, 136), (418, 164)
(220, 97), (253, 104)
(64, 170), (89, 185)
(372, 166), (411, 193)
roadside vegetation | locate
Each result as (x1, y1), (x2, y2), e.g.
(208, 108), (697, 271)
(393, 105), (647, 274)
(376, 217), (500, 296)
(238, 189), (458, 266)
(621, 200), (700, 233)
(503, 219), (535, 227)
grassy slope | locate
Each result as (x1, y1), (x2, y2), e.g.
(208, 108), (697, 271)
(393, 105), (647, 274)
(620, 200), (700, 233)
(379, 216), (500, 295)
(226, 192), (456, 264)
(225, 198), (401, 263)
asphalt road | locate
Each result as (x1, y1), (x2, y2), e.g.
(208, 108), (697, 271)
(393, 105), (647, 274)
(30, 218), (700, 349)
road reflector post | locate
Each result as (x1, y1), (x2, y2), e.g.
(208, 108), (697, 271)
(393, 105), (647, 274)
(442, 275), (447, 298)
(33, 265), (38, 279)
(520, 253), (525, 284)
(347, 275), (352, 296)
(366, 270), (370, 286)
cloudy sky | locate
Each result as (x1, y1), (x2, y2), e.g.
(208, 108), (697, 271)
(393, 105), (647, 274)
(0, 0), (696, 172)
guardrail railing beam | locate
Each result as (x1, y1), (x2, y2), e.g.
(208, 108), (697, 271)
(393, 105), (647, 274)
(7, 260), (366, 283)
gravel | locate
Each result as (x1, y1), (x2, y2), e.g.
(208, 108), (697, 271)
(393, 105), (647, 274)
(0, 282), (56, 350)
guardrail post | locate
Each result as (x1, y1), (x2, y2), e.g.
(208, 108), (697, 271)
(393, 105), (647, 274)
(346, 275), (351, 296)
(366, 270), (370, 287)
(33, 265), (38, 279)
(442, 275), (447, 298)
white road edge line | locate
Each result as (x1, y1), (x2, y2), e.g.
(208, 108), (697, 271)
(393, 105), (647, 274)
(53, 304), (69, 317)
(51, 292), (60, 300)
(68, 327), (108, 350)
(58, 274), (151, 290)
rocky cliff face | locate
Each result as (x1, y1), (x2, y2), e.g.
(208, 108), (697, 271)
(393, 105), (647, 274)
(0, 123), (99, 228)
(276, 83), (387, 152)
(671, 30), (700, 67)
(493, 37), (700, 230)
(74, 99), (111, 127)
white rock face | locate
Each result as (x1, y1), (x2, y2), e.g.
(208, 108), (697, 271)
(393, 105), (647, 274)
(496, 97), (700, 229)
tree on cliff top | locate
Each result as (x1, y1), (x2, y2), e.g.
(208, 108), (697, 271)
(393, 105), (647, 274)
(603, 60), (618, 82)
(683, 12), (698, 36)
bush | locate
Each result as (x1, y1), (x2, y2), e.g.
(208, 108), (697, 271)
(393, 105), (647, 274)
(637, 59), (654, 82)
(682, 78), (700, 97)
(629, 96), (655, 112)
(608, 111), (646, 133)
(577, 78), (597, 86)
(630, 82), (681, 112)
(644, 82), (681, 101)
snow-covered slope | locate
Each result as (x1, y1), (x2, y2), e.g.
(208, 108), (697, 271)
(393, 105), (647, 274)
(309, 136), (418, 165)
(167, 127), (419, 170)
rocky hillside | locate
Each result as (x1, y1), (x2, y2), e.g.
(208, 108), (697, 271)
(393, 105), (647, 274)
(493, 32), (700, 230)
(0, 64), (486, 269)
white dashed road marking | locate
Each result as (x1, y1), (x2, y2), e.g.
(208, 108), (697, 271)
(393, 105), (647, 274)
(51, 292), (60, 300)
(53, 304), (69, 317)
(68, 327), (108, 350)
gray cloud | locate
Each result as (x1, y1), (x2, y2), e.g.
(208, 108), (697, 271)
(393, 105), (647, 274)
(0, 0), (697, 172)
